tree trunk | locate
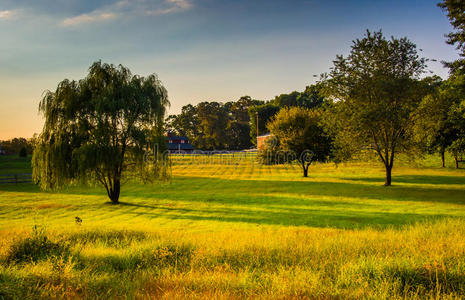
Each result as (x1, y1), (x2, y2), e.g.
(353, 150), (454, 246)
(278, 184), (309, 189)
(301, 161), (310, 177)
(455, 156), (459, 169)
(110, 179), (121, 204)
(384, 165), (392, 186)
(441, 150), (445, 168)
(303, 167), (308, 177)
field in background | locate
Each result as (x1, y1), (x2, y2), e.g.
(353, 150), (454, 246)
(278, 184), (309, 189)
(0, 154), (465, 298)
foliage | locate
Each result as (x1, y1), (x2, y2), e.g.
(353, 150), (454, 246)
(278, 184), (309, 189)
(322, 30), (428, 185)
(271, 82), (326, 109)
(266, 107), (332, 177)
(0, 137), (33, 155)
(448, 137), (465, 166)
(438, 0), (465, 72)
(166, 84), (327, 150)
(413, 77), (457, 167)
(6, 226), (70, 264)
(167, 96), (264, 150)
(256, 136), (282, 165)
(32, 61), (170, 203)
(18, 147), (27, 158)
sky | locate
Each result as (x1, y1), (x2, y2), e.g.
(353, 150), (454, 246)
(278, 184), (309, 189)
(0, 0), (459, 139)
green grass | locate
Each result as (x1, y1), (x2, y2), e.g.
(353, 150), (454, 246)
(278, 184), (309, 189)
(0, 155), (31, 175)
(0, 155), (464, 298)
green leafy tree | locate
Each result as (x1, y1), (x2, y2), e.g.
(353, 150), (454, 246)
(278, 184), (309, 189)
(165, 104), (200, 138)
(271, 83), (326, 109)
(414, 76), (461, 167)
(226, 96), (263, 150)
(323, 30), (427, 186)
(32, 61), (169, 204)
(267, 107), (331, 177)
(445, 72), (465, 167)
(196, 101), (229, 150)
(438, 0), (465, 72)
(449, 138), (465, 168)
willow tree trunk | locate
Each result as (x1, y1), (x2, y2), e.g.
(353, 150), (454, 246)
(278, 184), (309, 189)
(110, 179), (121, 204)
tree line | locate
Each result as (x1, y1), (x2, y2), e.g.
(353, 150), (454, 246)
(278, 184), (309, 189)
(165, 83), (325, 150)
(0, 137), (35, 157)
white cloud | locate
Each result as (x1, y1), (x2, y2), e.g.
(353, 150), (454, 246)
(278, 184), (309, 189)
(62, 0), (193, 26)
(63, 12), (116, 26)
(146, 0), (192, 16)
(0, 10), (15, 20)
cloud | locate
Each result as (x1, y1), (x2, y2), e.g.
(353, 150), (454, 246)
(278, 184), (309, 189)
(0, 10), (16, 20)
(62, 0), (193, 26)
(63, 12), (116, 26)
(146, 0), (192, 15)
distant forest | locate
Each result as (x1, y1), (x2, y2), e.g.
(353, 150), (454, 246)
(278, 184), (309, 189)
(165, 83), (325, 150)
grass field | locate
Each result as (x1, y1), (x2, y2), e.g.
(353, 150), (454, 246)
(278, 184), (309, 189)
(0, 154), (465, 298)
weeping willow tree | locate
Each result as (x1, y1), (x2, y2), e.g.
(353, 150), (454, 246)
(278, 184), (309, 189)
(32, 61), (170, 204)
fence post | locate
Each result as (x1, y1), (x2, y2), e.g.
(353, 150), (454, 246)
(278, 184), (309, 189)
(14, 174), (18, 184)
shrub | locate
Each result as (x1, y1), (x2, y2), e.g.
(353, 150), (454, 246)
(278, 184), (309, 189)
(6, 226), (70, 264)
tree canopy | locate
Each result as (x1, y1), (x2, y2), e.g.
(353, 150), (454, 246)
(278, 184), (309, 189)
(32, 61), (169, 203)
(438, 0), (465, 72)
(166, 97), (263, 150)
(323, 30), (428, 186)
(266, 107), (331, 177)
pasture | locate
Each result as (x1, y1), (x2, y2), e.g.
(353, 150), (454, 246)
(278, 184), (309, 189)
(0, 154), (465, 299)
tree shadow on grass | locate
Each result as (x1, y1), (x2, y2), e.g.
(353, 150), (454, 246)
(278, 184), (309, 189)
(2, 175), (465, 230)
(96, 198), (457, 229)
(345, 174), (465, 185)
(2, 175), (465, 206)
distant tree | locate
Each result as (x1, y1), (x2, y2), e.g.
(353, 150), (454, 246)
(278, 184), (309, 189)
(272, 91), (302, 107)
(19, 147), (27, 158)
(298, 83), (326, 109)
(231, 96), (263, 123)
(438, 0), (465, 72)
(226, 96), (263, 150)
(449, 138), (465, 168)
(0, 137), (33, 155)
(167, 97), (263, 151)
(414, 76), (461, 167)
(323, 30), (427, 186)
(272, 83), (326, 109)
(32, 61), (169, 204)
(165, 104), (200, 138)
(267, 107), (331, 177)
(196, 101), (229, 150)
(445, 72), (465, 167)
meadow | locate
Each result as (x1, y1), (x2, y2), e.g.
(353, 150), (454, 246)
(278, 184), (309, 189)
(0, 154), (465, 299)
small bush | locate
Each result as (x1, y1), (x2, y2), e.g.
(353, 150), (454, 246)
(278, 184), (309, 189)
(6, 226), (70, 264)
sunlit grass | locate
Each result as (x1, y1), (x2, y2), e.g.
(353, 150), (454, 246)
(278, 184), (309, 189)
(0, 154), (464, 298)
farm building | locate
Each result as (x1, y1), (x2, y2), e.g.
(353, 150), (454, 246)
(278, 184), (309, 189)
(165, 132), (194, 153)
(257, 133), (273, 150)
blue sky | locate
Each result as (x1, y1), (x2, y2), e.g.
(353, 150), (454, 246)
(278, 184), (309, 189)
(0, 0), (459, 139)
